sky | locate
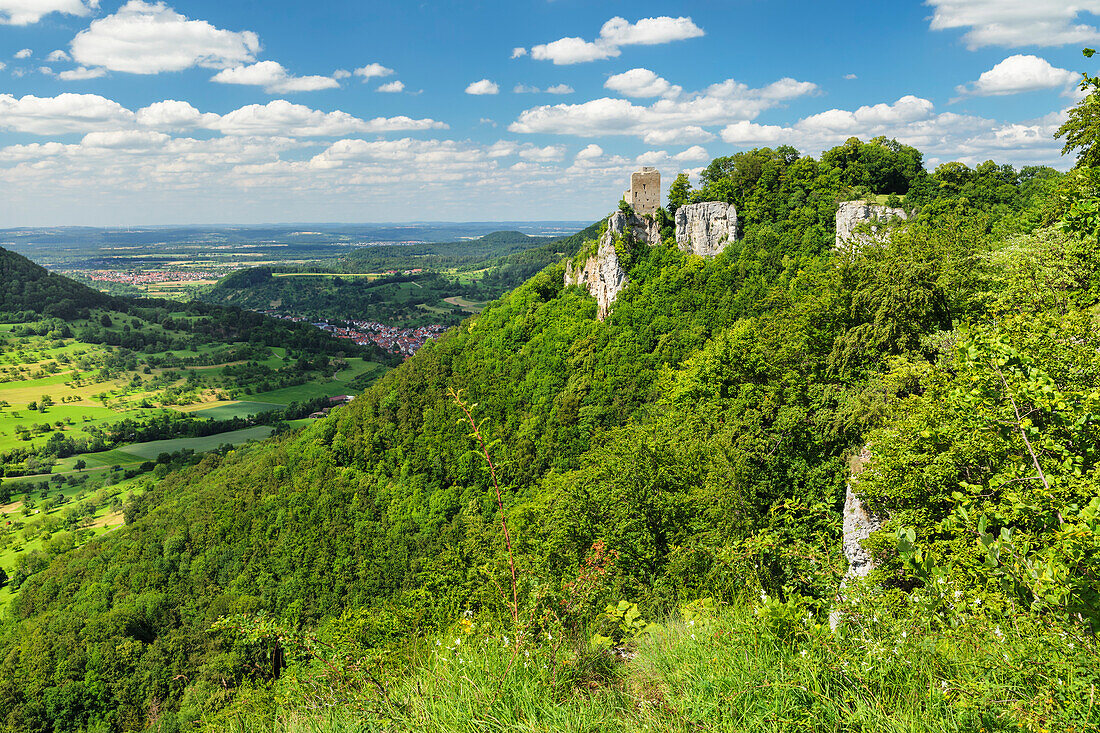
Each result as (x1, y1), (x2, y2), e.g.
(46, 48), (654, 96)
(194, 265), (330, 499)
(0, 0), (1095, 226)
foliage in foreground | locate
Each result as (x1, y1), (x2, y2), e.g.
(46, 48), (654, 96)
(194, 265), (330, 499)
(204, 600), (1100, 733)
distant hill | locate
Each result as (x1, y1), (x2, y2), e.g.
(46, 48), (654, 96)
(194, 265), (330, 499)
(0, 245), (111, 319)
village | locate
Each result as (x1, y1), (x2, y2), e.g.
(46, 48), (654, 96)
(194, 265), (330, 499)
(259, 310), (447, 356)
(68, 268), (227, 285)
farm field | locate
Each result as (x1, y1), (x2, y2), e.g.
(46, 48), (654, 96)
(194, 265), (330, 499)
(98, 425), (275, 461)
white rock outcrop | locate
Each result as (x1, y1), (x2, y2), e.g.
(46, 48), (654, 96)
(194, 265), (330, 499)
(830, 445), (884, 629)
(564, 210), (660, 320)
(835, 200), (908, 249)
(675, 201), (737, 257)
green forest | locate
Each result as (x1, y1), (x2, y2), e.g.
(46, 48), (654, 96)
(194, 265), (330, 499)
(3, 70), (1100, 733)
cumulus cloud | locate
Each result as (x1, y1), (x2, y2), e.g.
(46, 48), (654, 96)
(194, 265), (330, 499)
(927, 0), (1100, 49)
(0, 92), (448, 138)
(518, 144), (566, 162)
(575, 143), (603, 160)
(0, 92), (134, 134)
(47, 49), (70, 62)
(511, 47), (527, 59)
(718, 94), (1067, 168)
(513, 83), (540, 94)
(844, 73), (858, 80)
(510, 75), (816, 139)
(531, 15), (703, 64)
(332, 69), (351, 80)
(0, 62), (6, 71)
(0, 0), (95, 26)
(58, 65), (107, 80)
(14, 48), (32, 59)
(465, 78), (499, 95)
(605, 68), (681, 98)
(207, 100), (446, 137)
(135, 99), (217, 130)
(955, 54), (1079, 96)
(377, 80), (404, 93)
(353, 62), (394, 79)
(70, 1), (260, 75)
(673, 145), (709, 162)
(211, 61), (340, 93)
(546, 84), (574, 95)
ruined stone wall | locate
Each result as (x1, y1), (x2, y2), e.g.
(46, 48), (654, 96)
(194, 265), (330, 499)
(628, 167), (661, 215)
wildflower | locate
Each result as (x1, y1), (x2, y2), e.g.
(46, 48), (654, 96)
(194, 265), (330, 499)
(800, 649), (807, 658)
(760, 591), (768, 602)
(691, 633), (696, 640)
(993, 626), (1003, 640)
(454, 638), (462, 646)
(901, 631), (907, 639)
(503, 635), (509, 646)
(973, 597), (981, 607)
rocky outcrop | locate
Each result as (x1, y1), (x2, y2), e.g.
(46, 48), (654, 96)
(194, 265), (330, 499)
(830, 445), (884, 629)
(841, 446), (881, 580)
(675, 201), (737, 257)
(564, 210), (660, 320)
(835, 200), (908, 249)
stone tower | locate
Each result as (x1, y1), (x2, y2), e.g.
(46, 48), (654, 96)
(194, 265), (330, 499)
(623, 167), (660, 215)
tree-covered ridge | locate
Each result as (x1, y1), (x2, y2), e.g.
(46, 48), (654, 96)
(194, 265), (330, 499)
(0, 246), (112, 320)
(0, 134), (1095, 731)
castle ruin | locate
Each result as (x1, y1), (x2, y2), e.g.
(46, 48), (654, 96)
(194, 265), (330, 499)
(623, 167), (661, 215)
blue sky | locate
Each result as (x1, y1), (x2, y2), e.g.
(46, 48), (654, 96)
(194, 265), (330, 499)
(0, 0), (1094, 225)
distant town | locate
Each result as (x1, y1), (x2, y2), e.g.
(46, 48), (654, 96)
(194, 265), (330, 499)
(68, 268), (229, 285)
(260, 311), (447, 356)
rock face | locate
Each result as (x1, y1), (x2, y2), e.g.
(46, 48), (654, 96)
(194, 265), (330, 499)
(835, 200), (908, 249)
(675, 202), (737, 257)
(830, 445), (883, 629)
(564, 210), (661, 320)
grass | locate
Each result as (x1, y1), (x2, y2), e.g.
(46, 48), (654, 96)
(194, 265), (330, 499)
(203, 603), (1100, 733)
(193, 401), (285, 420)
(109, 425), (275, 460)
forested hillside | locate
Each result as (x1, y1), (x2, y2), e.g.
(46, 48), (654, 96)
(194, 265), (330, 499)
(1, 126), (1098, 732)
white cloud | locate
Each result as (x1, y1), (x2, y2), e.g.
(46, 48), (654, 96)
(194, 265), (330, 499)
(673, 145), (709, 162)
(0, 0), (95, 26)
(47, 49), (70, 62)
(135, 99), (216, 130)
(511, 47), (527, 59)
(510, 76), (816, 139)
(377, 80), (404, 93)
(546, 84), (574, 95)
(718, 95), (1068, 169)
(14, 48), (32, 59)
(211, 61), (340, 93)
(642, 126), (715, 145)
(466, 78), (499, 95)
(575, 143), (603, 160)
(353, 62), (394, 79)
(532, 37), (617, 65)
(332, 69), (350, 80)
(605, 67), (681, 98)
(513, 83), (540, 94)
(207, 100), (446, 137)
(81, 129), (170, 149)
(844, 73), (858, 80)
(37, 65), (52, 74)
(927, 0), (1100, 49)
(598, 16), (704, 46)
(0, 62), (6, 71)
(0, 92), (447, 139)
(70, 1), (260, 75)
(58, 65), (107, 80)
(531, 15), (703, 65)
(956, 54), (1078, 96)
(518, 144), (565, 162)
(0, 92), (134, 134)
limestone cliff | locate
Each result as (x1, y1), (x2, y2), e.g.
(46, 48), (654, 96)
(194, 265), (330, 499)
(564, 209), (660, 320)
(835, 200), (908, 249)
(675, 201), (737, 257)
(830, 445), (884, 629)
